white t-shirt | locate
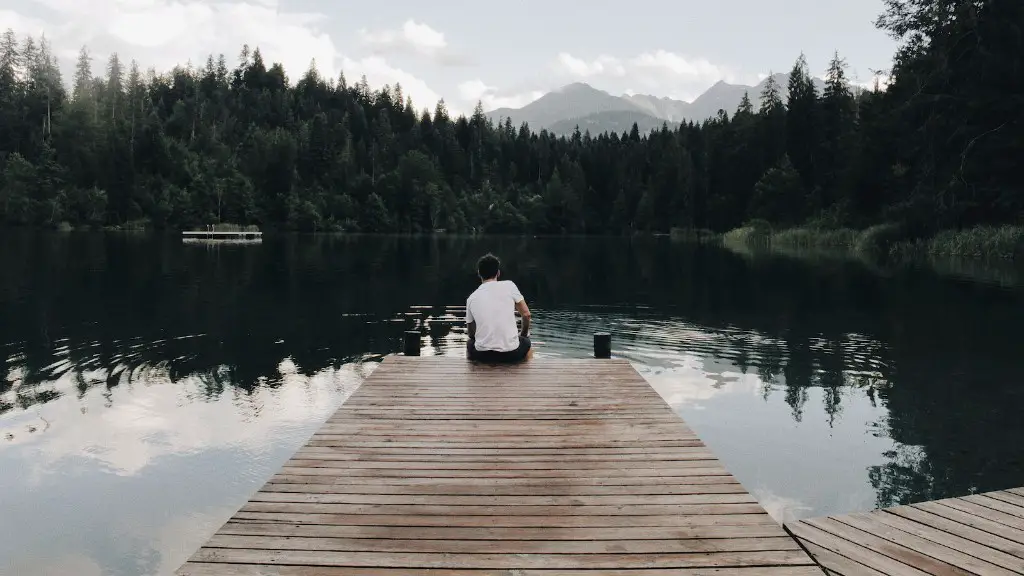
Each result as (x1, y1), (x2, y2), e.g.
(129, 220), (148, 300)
(466, 280), (524, 352)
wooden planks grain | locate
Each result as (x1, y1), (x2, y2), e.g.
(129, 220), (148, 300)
(176, 356), (819, 575)
(785, 487), (1024, 575)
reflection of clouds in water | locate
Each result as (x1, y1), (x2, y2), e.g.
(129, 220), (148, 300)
(148, 509), (228, 576)
(633, 353), (763, 409)
(8, 552), (105, 576)
(1, 359), (373, 576)
(14, 360), (367, 479)
(749, 487), (814, 524)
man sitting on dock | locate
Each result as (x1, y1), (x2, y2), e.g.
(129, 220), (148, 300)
(465, 254), (532, 363)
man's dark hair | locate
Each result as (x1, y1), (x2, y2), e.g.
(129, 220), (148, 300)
(477, 253), (500, 280)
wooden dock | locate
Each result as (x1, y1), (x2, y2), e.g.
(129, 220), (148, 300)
(176, 356), (820, 575)
(786, 487), (1024, 575)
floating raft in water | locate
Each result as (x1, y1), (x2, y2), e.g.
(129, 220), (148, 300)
(182, 230), (263, 243)
(175, 355), (820, 575)
(786, 487), (1024, 575)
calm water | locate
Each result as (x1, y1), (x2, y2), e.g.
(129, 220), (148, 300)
(1, 232), (1023, 575)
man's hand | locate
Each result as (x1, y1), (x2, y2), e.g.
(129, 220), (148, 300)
(516, 300), (531, 337)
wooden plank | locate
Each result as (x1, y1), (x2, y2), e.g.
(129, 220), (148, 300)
(248, 492), (757, 505)
(963, 494), (1024, 520)
(274, 466), (732, 478)
(886, 505), (1024, 559)
(282, 457), (729, 467)
(178, 564), (827, 576)
(289, 450), (719, 461)
(237, 501), (770, 516)
(986, 491), (1024, 508)
(216, 522), (792, 541)
(788, 487), (1024, 575)
(786, 520), (931, 575)
(186, 548), (815, 569)
(267, 475), (741, 486)
(802, 517), (970, 575)
(202, 534), (802, 554)
(938, 497), (1024, 527)
(836, 512), (1019, 575)
(867, 509), (1024, 572)
(229, 512), (778, 528)
(828, 514), (1007, 575)
(914, 501), (1024, 544)
(293, 446), (711, 456)
(796, 539), (887, 576)
(259, 482), (750, 496)
(175, 357), (815, 574)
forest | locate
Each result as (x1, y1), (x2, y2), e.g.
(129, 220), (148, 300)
(0, 0), (1020, 239)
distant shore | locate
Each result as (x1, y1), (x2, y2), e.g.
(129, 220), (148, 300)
(714, 223), (1024, 261)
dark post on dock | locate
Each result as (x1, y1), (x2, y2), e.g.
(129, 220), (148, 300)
(594, 332), (612, 358)
(403, 330), (421, 356)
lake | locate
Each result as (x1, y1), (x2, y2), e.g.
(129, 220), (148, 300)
(1, 232), (1023, 576)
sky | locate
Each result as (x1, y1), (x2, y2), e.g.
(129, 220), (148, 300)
(0, 0), (898, 117)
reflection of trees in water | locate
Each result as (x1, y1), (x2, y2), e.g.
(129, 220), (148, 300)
(3, 233), (1024, 506)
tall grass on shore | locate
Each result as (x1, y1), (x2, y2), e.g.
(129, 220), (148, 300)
(722, 222), (1024, 261)
(669, 228), (722, 243)
(771, 227), (859, 249)
(722, 220), (772, 249)
(891, 226), (1024, 259)
(855, 223), (904, 256)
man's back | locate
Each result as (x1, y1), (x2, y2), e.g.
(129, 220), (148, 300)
(466, 280), (523, 353)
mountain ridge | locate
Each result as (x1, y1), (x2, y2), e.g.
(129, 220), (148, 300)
(485, 74), (828, 136)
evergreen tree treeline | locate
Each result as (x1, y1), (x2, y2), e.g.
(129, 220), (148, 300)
(0, 1), (1020, 233)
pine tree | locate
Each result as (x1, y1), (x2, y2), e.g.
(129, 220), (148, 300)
(106, 53), (124, 119)
(736, 92), (754, 117)
(72, 46), (97, 122)
(785, 54), (820, 199)
(819, 51), (856, 212)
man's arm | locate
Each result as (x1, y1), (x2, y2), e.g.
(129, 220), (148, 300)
(516, 299), (531, 337)
(465, 300), (476, 339)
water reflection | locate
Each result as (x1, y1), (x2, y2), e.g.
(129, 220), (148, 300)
(1, 232), (1024, 575)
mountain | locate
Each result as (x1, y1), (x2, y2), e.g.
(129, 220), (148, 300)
(548, 110), (669, 137)
(485, 83), (646, 131)
(623, 94), (691, 122)
(686, 74), (827, 122)
(486, 74), (829, 136)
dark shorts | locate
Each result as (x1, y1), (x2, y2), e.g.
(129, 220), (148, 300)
(467, 336), (531, 363)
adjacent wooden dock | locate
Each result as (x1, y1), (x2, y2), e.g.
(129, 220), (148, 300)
(786, 487), (1024, 575)
(176, 356), (820, 575)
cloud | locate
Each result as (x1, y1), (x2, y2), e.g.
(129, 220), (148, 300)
(345, 55), (451, 115)
(358, 19), (467, 66)
(5, 0), (339, 82)
(556, 53), (626, 78)
(1, 1), (451, 114)
(554, 50), (742, 102)
(5, 359), (367, 478)
(457, 79), (543, 112)
(0, 9), (48, 37)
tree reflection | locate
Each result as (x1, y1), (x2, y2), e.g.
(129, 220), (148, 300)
(2, 232), (1024, 505)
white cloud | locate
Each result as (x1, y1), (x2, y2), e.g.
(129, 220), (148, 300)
(1, 1), (451, 113)
(0, 9), (47, 36)
(856, 73), (891, 92)
(457, 79), (543, 112)
(5, 0), (339, 82)
(346, 55), (451, 114)
(554, 50), (740, 102)
(6, 359), (367, 478)
(556, 53), (625, 78)
(358, 19), (466, 66)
